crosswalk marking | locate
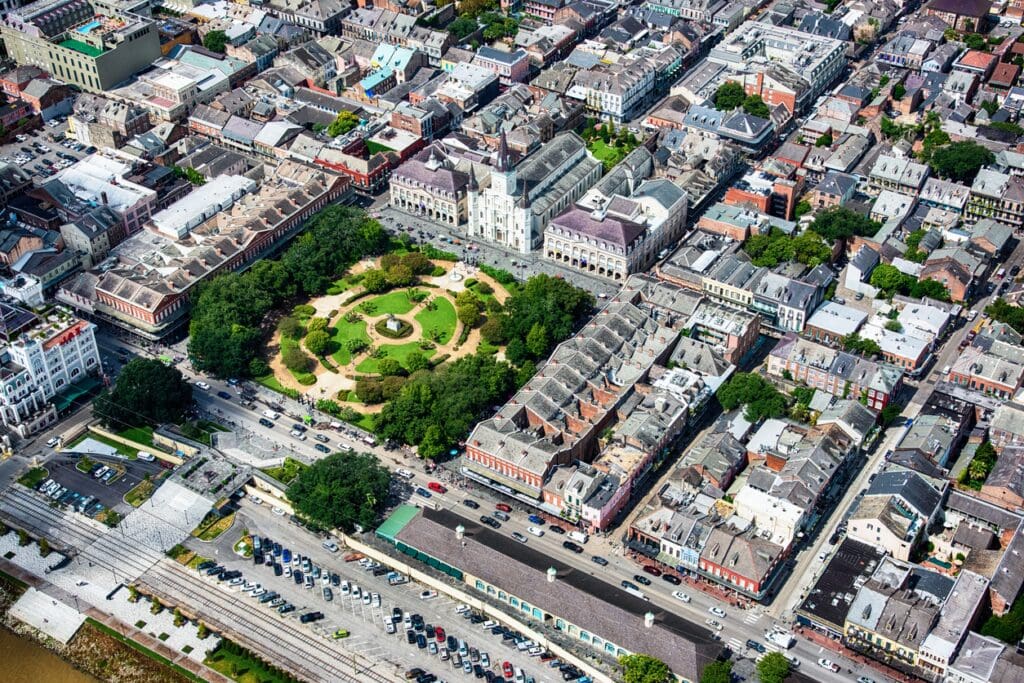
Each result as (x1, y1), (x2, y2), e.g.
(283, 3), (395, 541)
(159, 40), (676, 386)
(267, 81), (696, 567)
(727, 638), (744, 651)
(743, 611), (761, 624)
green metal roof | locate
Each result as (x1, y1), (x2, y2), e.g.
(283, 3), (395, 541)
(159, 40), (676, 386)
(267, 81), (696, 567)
(375, 504), (420, 543)
(59, 39), (104, 57)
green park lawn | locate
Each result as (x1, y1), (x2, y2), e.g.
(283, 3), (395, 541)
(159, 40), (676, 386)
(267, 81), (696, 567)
(355, 343), (436, 374)
(255, 373), (286, 393)
(361, 290), (414, 315)
(262, 457), (307, 485)
(414, 297), (457, 344)
(588, 139), (627, 169)
(66, 432), (138, 459)
(117, 425), (156, 449)
(330, 318), (370, 366)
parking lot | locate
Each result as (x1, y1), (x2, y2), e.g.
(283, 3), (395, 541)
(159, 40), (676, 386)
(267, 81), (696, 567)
(189, 501), (562, 683)
(0, 118), (90, 182)
(46, 453), (163, 509)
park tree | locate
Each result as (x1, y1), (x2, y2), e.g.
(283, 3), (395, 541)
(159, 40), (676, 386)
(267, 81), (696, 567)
(699, 660), (732, 683)
(362, 269), (389, 293)
(516, 359), (537, 387)
(282, 346), (313, 373)
(287, 452), (391, 531)
(929, 141), (995, 183)
(278, 315), (302, 339)
(480, 315), (507, 344)
(757, 652), (791, 683)
(306, 317), (328, 333)
(377, 358), (403, 377)
(346, 338), (370, 355)
(713, 81), (746, 111)
(618, 654), (670, 683)
(504, 274), (593, 359)
(402, 251), (433, 274)
(355, 379), (385, 404)
(304, 329), (331, 356)
(202, 30), (227, 53)
(448, 15), (479, 39)
(405, 351), (430, 373)
(385, 264), (415, 287)
(525, 322), (550, 358)
(327, 110), (360, 137)
(457, 303), (480, 328)
(94, 358), (193, 429)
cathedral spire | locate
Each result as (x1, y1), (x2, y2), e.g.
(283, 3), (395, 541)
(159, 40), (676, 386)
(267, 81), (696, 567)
(495, 130), (512, 172)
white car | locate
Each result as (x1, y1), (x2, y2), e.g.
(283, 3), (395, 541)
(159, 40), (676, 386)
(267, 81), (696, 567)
(45, 437), (59, 448)
(195, 381), (211, 391)
(818, 658), (839, 673)
(672, 591), (691, 603)
(396, 468), (414, 479)
(419, 590), (438, 600)
(708, 606), (726, 618)
(262, 410), (280, 420)
(271, 506), (286, 516)
(527, 526), (545, 537)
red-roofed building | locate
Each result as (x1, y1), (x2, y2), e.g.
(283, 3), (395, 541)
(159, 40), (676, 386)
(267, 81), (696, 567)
(990, 62), (1021, 90)
(953, 50), (997, 79)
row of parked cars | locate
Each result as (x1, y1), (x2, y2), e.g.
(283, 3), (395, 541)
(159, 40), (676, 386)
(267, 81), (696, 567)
(34, 476), (108, 519)
(194, 560), (304, 618)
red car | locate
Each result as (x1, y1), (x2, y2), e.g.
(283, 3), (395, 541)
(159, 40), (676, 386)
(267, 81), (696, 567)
(435, 626), (445, 643)
(495, 503), (512, 513)
(427, 481), (447, 494)
(502, 661), (514, 679)
(642, 564), (662, 577)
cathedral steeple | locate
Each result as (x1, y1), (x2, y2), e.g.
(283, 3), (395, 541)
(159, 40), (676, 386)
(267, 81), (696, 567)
(495, 130), (512, 173)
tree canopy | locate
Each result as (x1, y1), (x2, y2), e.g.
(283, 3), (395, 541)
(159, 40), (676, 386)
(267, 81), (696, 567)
(375, 354), (515, 458)
(810, 206), (881, 242)
(618, 654), (670, 683)
(327, 110), (360, 137)
(699, 660), (732, 683)
(744, 229), (831, 268)
(756, 652), (791, 683)
(985, 298), (1024, 334)
(94, 358), (193, 428)
(742, 94), (770, 119)
(869, 264), (951, 301)
(188, 206), (388, 378)
(716, 372), (787, 422)
(495, 273), (594, 365)
(202, 30), (227, 53)
(286, 452), (391, 532)
(713, 81), (746, 111)
(929, 141), (995, 184)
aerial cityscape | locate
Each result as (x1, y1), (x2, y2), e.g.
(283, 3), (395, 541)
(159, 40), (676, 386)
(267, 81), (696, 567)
(1, 0), (1024, 682)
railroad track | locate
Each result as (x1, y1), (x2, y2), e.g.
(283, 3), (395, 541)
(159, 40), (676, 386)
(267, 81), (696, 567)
(140, 560), (400, 683)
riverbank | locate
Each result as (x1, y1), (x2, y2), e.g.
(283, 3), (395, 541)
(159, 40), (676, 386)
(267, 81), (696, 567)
(0, 570), (192, 683)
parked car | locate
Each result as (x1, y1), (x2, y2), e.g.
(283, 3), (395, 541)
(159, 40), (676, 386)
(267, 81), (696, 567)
(590, 555), (608, 566)
(527, 526), (545, 537)
(661, 573), (681, 585)
(708, 606), (727, 618)
(672, 591), (691, 603)
(427, 481), (447, 494)
(633, 575), (651, 586)
(562, 540), (583, 553)
(462, 499), (480, 509)
(511, 532), (528, 544)
(818, 659), (840, 673)
(495, 503), (512, 512)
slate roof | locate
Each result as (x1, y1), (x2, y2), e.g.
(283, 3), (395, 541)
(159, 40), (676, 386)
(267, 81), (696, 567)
(866, 470), (942, 519)
(391, 506), (721, 680)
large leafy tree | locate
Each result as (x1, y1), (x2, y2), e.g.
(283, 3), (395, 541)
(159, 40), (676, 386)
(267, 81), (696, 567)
(713, 81), (746, 111)
(287, 452), (391, 532)
(619, 654), (670, 683)
(699, 660), (732, 683)
(716, 372), (787, 422)
(94, 358), (193, 428)
(757, 652), (791, 683)
(202, 30), (227, 53)
(929, 141), (995, 183)
(375, 354), (515, 458)
(811, 206), (881, 242)
(503, 273), (594, 361)
(327, 111), (360, 137)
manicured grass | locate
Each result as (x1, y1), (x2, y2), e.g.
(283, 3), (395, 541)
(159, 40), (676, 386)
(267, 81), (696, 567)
(17, 467), (47, 488)
(330, 317), (370, 366)
(255, 373), (286, 393)
(124, 479), (155, 507)
(361, 290), (414, 315)
(356, 342), (436, 374)
(117, 425), (156, 449)
(262, 457), (307, 485)
(76, 456), (97, 473)
(587, 139), (635, 170)
(478, 340), (500, 356)
(191, 512), (235, 541)
(67, 432), (138, 459)
(415, 297), (457, 344)
(85, 618), (204, 683)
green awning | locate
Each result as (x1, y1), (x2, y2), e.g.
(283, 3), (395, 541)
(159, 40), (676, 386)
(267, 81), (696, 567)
(52, 376), (102, 412)
(375, 504), (420, 543)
